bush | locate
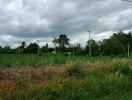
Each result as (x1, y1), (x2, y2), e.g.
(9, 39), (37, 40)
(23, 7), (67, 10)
(64, 64), (85, 78)
(54, 56), (66, 65)
(109, 63), (132, 77)
(83, 70), (132, 97)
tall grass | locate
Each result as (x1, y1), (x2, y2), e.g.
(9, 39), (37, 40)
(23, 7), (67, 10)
(0, 53), (129, 68)
(2, 60), (132, 100)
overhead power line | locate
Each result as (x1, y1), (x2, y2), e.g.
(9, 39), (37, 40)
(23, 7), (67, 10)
(122, 0), (132, 3)
(98, 0), (132, 6)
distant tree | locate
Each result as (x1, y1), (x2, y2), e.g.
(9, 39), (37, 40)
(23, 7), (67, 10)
(109, 31), (132, 54)
(85, 39), (99, 55)
(52, 38), (57, 51)
(20, 41), (26, 53)
(41, 43), (49, 53)
(53, 34), (70, 52)
(101, 39), (125, 55)
(26, 43), (39, 54)
(0, 46), (2, 53)
(3, 46), (11, 54)
(20, 41), (26, 49)
(73, 43), (83, 53)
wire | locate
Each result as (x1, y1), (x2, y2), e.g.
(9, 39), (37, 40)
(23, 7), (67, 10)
(122, 0), (132, 3)
(95, 0), (132, 8)
(97, 0), (132, 6)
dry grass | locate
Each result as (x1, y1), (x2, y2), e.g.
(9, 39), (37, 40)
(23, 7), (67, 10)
(0, 58), (132, 98)
(0, 66), (66, 96)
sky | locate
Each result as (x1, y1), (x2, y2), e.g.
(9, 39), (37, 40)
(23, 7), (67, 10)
(0, 0), (132, 47)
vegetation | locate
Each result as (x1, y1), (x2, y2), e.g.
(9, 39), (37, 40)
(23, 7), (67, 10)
(0, 54), (130, 69)
(0, 57), (131, 100)
(0, 31), (131, 56)
(0, 31), (132, 99)
(53, 34), (70, 52)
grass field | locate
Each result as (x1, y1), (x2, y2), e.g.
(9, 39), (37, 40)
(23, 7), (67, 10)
(0, 54), (132, 100)
(0, 53), (128, 68)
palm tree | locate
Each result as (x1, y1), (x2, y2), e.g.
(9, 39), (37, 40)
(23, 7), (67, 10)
(58, 34), (69, 48)
(20, 41), (26, 53)
(52, 34), (70, 51)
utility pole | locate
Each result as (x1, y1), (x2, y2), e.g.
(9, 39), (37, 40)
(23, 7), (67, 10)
(73, 46), (75, 53)
(18, 42), (21, 53)
(53, 34), (57, 53)
(128, 42), (130, 57)
(88, 31), (91, 56)
(37, 40), (40, 54)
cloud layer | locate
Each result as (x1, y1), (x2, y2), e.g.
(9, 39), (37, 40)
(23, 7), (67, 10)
(0, 0), (132, 47)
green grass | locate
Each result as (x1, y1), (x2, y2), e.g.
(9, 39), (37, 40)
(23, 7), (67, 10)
(2, 60), (132, 100)
(0, 53), (128, 68)
(0, 54), (132, 100)
(3, 72), (132, 100)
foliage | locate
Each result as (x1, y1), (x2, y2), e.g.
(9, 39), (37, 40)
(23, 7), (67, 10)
(2, 60), (132, 100)
(85, 39), (99, 55)
(52, 34), (70, 52)
(41, 43), (49, 53)
(19, 41), (26, 53)
(101, 39), (125, 55)
(0, 54), (120, 68)
(64, 63), (85, 78)
(0, 31), (132, 56)
(26, 43), (39, 54)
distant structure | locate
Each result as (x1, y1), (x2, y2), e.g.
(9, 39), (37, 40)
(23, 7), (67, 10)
(53, 34), (57, 54)
(37, 40), (40, 54)
(88, 31), (91, 56)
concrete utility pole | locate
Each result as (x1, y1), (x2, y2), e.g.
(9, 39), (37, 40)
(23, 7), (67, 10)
(37, 40), (40, 54)
(53, 35), (57, 53)
(18, 42), (21, 53)
(128, 42), (130, 57)
(98, 41), (101, 56)
(88, 31), (92, 56)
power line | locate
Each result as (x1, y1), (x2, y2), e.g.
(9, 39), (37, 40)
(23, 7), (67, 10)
(122, 0), (132, 3)
(99, 0), (132, 4)
(105, 0), (132, 5)
(98, 0), (132, 6)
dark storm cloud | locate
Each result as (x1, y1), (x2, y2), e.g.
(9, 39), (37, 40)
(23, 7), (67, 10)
(0, 0), (132, 46)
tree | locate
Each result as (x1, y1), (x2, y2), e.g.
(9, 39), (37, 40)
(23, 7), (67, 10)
(110, 31), (132, 54)
(85, 39), (99, 55)
(26, 43), (39, 54)
(101, 39), (125, 55)
(53, 34), (70, 52)
(3, 46), (11, 54)
(41, 43), (49, 53)
(0, 46), (2, 53)
(20, 41), (26, 53)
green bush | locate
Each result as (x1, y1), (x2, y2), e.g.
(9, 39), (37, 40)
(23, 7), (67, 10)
(64, 64), (85, 78)
(53, 56), (66, 65)
(109, 63), (132, 77)
(3, 73), (132, 100)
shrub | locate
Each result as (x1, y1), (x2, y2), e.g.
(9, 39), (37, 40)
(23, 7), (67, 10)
(109, 63), (132, 77)
(64, 64), (85, 78)
(83, 70), (131, 97)
(53, 56), (66, 65)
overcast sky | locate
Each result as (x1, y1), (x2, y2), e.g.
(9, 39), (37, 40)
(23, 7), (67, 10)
(0, 0), (132, 47)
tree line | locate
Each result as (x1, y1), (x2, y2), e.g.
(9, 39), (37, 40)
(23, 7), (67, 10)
(0, 31), (131, 56)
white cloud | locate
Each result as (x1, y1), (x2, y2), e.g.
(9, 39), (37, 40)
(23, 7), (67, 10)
(0, 0), (132, 47)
